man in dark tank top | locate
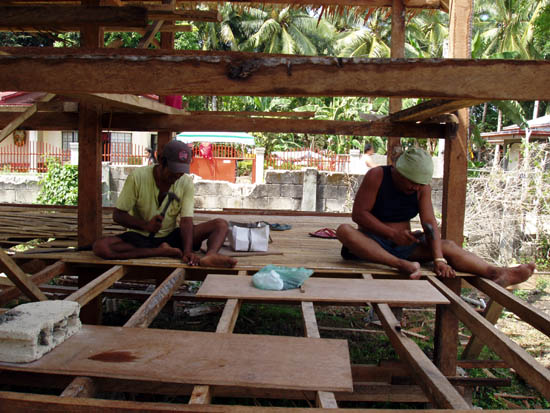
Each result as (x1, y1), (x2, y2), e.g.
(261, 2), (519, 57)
(336, 147), (534, 287)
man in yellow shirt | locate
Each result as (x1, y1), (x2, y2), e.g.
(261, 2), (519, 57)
(93, 140), (236, 268)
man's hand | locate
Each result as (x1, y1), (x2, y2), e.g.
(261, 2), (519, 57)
(434, 261), (456, 278)
(182, 252), (200, 266)
(391, 229), (420, 246)
(145, 215), (163, 234)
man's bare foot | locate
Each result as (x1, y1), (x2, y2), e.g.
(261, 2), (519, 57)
(157, 242), (183, 258)
(200, 253), (237, 268)
(396, 260), (422, 280)
(492, 263), (535, 287)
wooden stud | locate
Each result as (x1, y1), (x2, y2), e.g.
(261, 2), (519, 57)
(0, 249), (47, 301)
(65, 265), (127, 306)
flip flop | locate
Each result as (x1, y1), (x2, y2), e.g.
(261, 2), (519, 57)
(270, 223), (292, 231)
(309, 228), (337, 239)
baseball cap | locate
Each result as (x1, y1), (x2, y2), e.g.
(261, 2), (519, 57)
(162, 140), (192, 174)
(395, 147), (433, 185)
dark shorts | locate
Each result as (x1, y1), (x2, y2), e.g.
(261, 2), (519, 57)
(341, 231), (425, 261)
(118, 229), (182, 249)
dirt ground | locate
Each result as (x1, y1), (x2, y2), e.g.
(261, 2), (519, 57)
(495, 272), (550, 368)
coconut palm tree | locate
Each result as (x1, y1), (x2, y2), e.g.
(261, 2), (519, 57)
(240, 6), (337, 55)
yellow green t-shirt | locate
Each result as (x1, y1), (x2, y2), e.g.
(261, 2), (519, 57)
(115, 165), (194, 238)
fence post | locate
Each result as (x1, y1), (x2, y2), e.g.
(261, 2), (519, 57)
(349, 149), (361, 174)
(255, 147), (265, 184)
(29, 131), (38, 172)
(301, 167), (318, 212)
(70, 142), (79, 165)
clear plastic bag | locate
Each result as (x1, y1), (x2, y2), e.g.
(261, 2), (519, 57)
(252, 265), (313, 290)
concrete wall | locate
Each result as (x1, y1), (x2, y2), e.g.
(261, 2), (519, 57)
(0, 166), (444, 215)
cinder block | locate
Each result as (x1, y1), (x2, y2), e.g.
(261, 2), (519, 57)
(0, 300), (81, 363)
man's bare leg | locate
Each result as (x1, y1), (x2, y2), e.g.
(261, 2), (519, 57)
(336, 224), (422, 279)
(193, 219), (237, 268)
(435, 240), (534, 287)
(93, 236), (182, 260)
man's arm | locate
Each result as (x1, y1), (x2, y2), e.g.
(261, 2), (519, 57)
(179, 217), (199, 265)
(113, 208), (162, 234)
(417, 186), (455, 277)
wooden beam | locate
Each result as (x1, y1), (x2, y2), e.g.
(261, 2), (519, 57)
(190, 110), (316, 118)
(362, 274), (469, 409)
(301, 301), (338, 408)
(65, 265), (127, 306)
(0, 260), (65, 306)
(0, 6), (218, 28)
(387, 98), (486, 122)
(0, 93), (55, 144)
(461, 299), (504, 360)
(2, 49), (550, 100)
(0, 112), (448, 138)
(105, 114), (448, 138)
(124, 268), (185, 328)
(66, 93), (186, 114)
(0, 24), (192, 33)
(466, 277), (550, 337)
(0, 249), (48, 301)
(4, 0), (446, 9)
(387, 0), (405, 166)
(428, 275), (550, 400)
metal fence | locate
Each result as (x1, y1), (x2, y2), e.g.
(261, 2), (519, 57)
(0, 142), (349, 174)
(266, 148), (349, 172)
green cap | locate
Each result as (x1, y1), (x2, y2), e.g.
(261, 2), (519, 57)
(395, 147), (433, 185)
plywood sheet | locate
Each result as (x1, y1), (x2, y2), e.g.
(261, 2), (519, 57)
(197, 274), (449, 306)
(0, 325), (352, 392)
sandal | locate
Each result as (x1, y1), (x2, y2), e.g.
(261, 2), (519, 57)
(309, 228), (337, 239)
(270, 223), (292, 231)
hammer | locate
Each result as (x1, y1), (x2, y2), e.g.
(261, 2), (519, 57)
(149, 191), (180, 239)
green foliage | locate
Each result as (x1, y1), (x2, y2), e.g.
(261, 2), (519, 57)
(36, 159), (78, 206)
(536, 276), (548, 292)
(237, 160), (253, 176)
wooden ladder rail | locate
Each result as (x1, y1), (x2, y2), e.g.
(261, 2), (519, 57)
(362, 273), (470, 409)
(60, 266), (186, 397)
(428, 275), (550, 401)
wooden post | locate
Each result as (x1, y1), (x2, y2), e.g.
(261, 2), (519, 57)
(435, 0), (473, 376)
(77, 0), (104, 324)
(387, 0), (405, 165)
(157, 0), (176, 156)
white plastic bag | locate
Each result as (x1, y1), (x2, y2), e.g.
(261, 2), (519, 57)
(229, 221), (270, 252)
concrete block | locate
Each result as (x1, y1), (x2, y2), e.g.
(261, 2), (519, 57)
(325, 198), (346, 213)
(280, 184), (302, 199)
(0, 300), (81, 363)
(265, 184), (281, 198)
(267, 197), (300, 211)
(265, 170), (303, 185)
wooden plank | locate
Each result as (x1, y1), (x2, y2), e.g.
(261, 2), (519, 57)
(362, 274), (469, 409)
(65, 265), (127, 306)
(124, 268), (185, 328)
(2, 49), (550, 100)
(197, 274), (449, 305)
(466, 277), (550, 337)
(0, 260), (65, 305)
(428, 275), (550, 400)
(0, 249), (47, 301)
(0, 93), (55, 143)
(0, 24), (192, 33)
(0, 325), (353, 392)
(433, 278), (460, 375)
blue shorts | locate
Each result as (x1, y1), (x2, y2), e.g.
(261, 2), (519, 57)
(341, 231), (425, 261)
(118, 229), (182, 249)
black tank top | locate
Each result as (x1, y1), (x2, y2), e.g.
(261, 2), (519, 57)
(370, 166), (419, 222)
